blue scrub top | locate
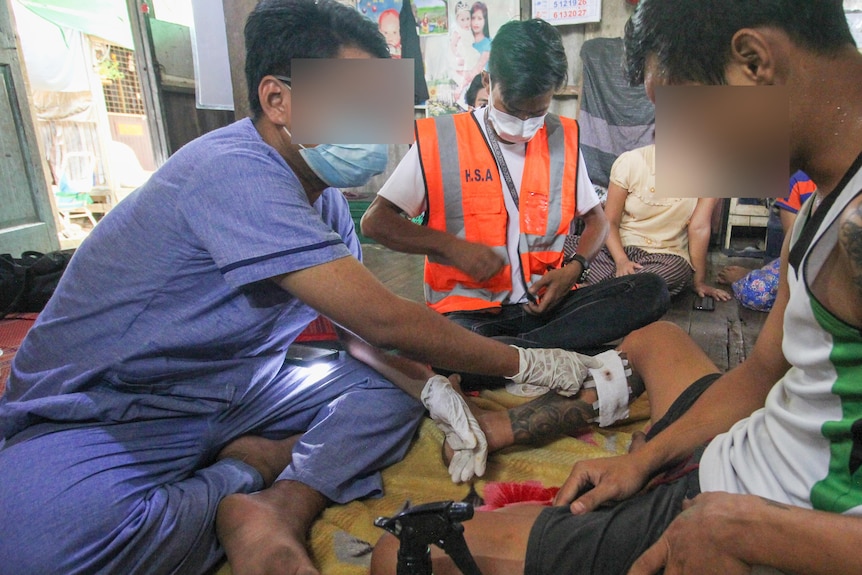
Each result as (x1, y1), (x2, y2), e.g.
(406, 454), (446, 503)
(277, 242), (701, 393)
(1, 119), (361, 439)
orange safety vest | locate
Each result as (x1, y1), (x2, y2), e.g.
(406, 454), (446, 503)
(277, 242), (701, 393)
(415, 112), (579, 314)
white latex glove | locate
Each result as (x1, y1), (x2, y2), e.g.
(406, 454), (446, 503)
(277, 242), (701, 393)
(507, 346), (604, 396)
(420, 375), (488, 483)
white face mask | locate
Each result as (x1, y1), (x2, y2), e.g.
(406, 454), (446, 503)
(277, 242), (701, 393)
(487, 82), (546, 143)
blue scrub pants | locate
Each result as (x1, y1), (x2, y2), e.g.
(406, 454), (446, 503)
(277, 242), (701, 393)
(0, 355), (423, 575)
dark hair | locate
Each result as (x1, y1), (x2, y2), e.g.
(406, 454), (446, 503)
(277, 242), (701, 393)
(464, 73), (486, 107)
(244, 0), (390, 118)
(471, 2), (491, 39)
(488, 19), (568, 103)
(624, 0), (855, 86)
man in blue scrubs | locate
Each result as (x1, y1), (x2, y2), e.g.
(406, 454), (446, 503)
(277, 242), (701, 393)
(0, 1), (605, 573)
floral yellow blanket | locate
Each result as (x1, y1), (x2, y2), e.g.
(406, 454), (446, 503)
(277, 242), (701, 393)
(215, 390), (651, 574)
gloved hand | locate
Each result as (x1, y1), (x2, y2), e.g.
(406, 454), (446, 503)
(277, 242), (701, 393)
(420, 375), (488, 483)
(507, 346), (604, 396)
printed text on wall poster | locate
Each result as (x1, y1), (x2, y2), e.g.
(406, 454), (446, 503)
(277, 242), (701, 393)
(532, 0), (600, 25)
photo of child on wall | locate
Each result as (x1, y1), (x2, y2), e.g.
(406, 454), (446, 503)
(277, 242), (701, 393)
(378, 8), (402, 57)
(358, 0), (405, 58)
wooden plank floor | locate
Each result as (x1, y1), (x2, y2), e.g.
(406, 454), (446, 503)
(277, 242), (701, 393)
(661, 263), (768, 372)
(362, 243), (770, 372)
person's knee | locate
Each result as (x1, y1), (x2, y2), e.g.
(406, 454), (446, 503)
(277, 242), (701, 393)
(619, 321), (684, 364)
(664, 278), (690, 297)
(370, 532), (399, 575)
(636, 272), (671, 317)
(366, 384), (425, 432)
(629, 320), (685, 341)
(391, 385), (426, 419)
(360, 372), (426, 417)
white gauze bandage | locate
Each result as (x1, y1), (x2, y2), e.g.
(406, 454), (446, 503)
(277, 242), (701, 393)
(583, 349), (632, 427)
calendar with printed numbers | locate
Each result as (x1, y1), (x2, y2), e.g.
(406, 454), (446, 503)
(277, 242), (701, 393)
(532, 0), (601, 25)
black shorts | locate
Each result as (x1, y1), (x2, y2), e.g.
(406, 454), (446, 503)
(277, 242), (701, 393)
(524, 372), (721, 575)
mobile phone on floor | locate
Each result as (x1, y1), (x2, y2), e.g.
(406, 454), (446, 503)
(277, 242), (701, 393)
(285, 344), (340, 365)
(693, 295), (716, 312)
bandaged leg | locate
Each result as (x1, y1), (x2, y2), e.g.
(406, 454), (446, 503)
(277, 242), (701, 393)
(582, 350), (635, 427)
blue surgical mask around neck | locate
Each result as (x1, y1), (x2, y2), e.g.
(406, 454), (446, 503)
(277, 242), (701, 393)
(283, 126), (387, 188)
(299, 143), (388, 188)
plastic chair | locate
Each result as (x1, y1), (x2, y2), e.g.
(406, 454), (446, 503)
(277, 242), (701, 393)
(108, 140), (153, 195)
(55, 152), (97, 228)
(724, 198), (770, 251)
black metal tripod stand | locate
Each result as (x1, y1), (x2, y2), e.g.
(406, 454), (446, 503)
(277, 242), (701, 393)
(375, 500), (484, 575)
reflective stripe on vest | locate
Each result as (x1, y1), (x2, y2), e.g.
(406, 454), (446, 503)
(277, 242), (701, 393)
(416, 112), (579, 313)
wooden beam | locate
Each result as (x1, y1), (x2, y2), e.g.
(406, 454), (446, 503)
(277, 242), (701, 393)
(222, 0), (257, 121)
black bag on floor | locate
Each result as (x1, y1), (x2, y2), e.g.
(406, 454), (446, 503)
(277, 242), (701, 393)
(0, 249), (75, 317)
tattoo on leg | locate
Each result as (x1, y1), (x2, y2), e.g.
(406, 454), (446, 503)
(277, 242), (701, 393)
(508, 351), (647, 445)
(509, 393), (597, 445)
(840, 205), (862, 295)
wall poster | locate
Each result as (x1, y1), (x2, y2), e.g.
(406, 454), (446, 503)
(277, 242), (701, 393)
(532, 0), (601, 26)
(358, 0), (518, 111)
(423, 0), (518, 109)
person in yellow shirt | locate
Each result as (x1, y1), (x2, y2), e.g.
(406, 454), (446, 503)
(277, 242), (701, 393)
(581, 143), (731, 300)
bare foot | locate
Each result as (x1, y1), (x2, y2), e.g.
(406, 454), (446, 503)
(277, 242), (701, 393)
(717, 265), (751, 285)
(217, 434), (301, 487)
(216, 480), (327, 575)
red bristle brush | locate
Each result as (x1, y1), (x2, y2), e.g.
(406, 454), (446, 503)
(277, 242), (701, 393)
(477, 481), (560, 511)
